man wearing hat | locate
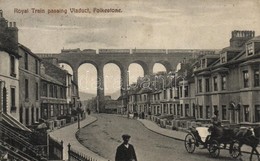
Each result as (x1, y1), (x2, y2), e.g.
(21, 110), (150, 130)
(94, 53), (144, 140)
(115, 134), (137, 161)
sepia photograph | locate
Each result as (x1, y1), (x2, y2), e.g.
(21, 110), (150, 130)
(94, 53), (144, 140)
(0, 0), (260, 161)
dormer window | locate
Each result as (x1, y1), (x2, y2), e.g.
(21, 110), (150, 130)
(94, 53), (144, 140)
(201, 59), (206, 68)
(220, 52), (227, 63)
(246, 42), (254, 56)
(221, 57), (226, 63)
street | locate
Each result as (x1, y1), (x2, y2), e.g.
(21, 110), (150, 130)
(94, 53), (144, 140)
(77, 114), (254, 161)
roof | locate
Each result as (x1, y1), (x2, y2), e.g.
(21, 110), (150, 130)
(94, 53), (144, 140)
(18, 43), (42, 60)
(247, 35), (260, 42)
(220, 46), (243, 53)
(41, 73), (65, 86)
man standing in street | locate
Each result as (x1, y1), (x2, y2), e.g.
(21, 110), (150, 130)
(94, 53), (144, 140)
(115, 134), (137, 161)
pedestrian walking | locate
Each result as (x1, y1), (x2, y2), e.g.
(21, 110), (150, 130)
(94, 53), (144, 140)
(115, 134), (137, 161)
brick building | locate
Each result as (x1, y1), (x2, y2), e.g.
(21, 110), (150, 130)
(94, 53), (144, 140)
(18, 44), (41, 125)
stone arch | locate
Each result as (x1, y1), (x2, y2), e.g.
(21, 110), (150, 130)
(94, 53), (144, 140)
(57, 60), (74, 70)
(129, 60), (149, 75)
(78, 62), (98, 95)
(153, 60), (173, 73)
(104, 60), (125, 72)
(78, 60), (99, 70)
(103, 62), (122, 99)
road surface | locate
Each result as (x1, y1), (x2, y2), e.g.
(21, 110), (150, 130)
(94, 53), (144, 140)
(77, 114), (254, 161)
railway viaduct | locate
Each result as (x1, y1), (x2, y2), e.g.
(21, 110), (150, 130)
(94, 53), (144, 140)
(37, 48), (216, 112)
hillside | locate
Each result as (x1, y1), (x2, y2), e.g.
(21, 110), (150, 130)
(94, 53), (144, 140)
(79, 90), (121, 101)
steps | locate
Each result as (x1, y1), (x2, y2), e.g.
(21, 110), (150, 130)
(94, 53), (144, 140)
(2, 113), (31, 131)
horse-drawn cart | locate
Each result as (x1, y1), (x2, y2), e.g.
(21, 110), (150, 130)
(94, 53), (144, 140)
(184, 126), (241, 158)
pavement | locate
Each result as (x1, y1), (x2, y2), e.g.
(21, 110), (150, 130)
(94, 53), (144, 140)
(49, 115), (110, 161)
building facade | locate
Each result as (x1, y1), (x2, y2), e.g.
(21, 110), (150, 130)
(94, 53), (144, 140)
(18, 44), (41, 125)
(194, 30), (260, 124)
(40, 61), (70, 121)
(0, 10), (20, 120)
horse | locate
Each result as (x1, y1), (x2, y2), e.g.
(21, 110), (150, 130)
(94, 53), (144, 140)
(234, 126), (260, 161)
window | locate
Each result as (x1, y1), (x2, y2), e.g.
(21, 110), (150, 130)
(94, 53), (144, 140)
(213, 76), (218, 91)
(163, 104), (167, 113)
(49, 85), (54, 97)
(31, 107), (34, 124)
(10, 56), (16, 77)
(198, 79), (202, 93)
(10, 87), (16, 112)
(164, 90), (167, 99)
(61, 105), (64, 115)
(180, 104), (183, 116)
(206, 106), (210, 119)
(222, 105), (227, 120)
(221, 56), (226, 63)
(254, 69), (260, 87)
(35, 59), (39, 74)
(25, 79), (29, 99)
(36, 108), (39, 121)
(36, 83), (39, 100)
(184, 86), (189, 97)
(25, 52), (28, 70)
(201, 59), (206, 68)
(170, 88), (173, 99)
(50, 105), (54, 117)
(54, 86), (57, 98)
(247, 43), (254, 56)
(177, 104), (180, 115)
(144, 95), (147, 101)
(180, 86), (182, 97)
(42, 83), (48, 97)
(170, 104), (173, 114)
(243, 71), (249, 88)
(221, 75), (227, 90)
(255, 105), (260, 122)
(25, 108), (29, 125)
(185, 104), (189, 117)
(244, 105), (249, 122)
(199, 106), (203, 118)
(173, 104), (176, 115)
(205, 78), (210, 92)
(19, 107), (23, 123)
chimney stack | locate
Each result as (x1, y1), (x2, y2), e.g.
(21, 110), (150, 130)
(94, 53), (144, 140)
(230, 30), (255, 48)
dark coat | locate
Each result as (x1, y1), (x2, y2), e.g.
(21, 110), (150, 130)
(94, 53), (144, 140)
(115, 143), (137, 161)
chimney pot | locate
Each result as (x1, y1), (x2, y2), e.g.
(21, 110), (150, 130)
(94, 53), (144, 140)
(0, 10), (3, 17)
(9, 22), (12, 27)
(13, 22), (16, 27)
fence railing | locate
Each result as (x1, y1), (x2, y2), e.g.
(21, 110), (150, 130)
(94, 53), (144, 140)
(68, 144), (110, 161)
(48, 135), (63, 160)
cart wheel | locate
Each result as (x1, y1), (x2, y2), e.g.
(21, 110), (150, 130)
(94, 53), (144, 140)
(230, 140), (241, 159)
(209, 140), (220, 158)
(184, 133), (196, 153)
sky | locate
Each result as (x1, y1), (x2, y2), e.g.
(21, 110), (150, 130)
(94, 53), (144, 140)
(1, 0), (260, 98)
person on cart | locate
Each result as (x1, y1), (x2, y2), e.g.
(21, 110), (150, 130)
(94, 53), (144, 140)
(201, 110), (223, 149)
